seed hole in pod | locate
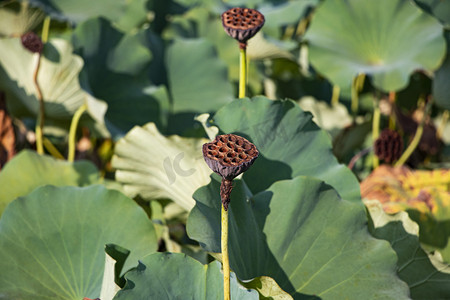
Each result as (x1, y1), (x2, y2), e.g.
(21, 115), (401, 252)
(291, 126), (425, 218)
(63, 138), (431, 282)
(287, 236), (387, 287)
(224, 157), (231, 163)
(218, 153), (224, 159)
(231, 158), (238, 163)
(229, 135), (236, 142)
(232, 8), (237, 13)
(227, 142), (234, 148)
(209, 150), (218, 156)
(244, 143), (252, 150)
(219, 147), (227, 153)
(239, 153), (247, 159)
(208, 145), (216, 150)
(236, 147), (243, 153)
(233, 22), (237, 26)
(220, 136), (228, 143)
(247, 149), (255, 156)
(227, 152), (236, 158)
(236, 139), (243, 146)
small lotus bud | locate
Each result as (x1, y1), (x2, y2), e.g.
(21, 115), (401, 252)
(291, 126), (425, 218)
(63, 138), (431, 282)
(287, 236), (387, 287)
(202, 134), (259, 210)
(221, 7), (265, 46)
(374, 129), (403, 164)
(21, 32), (43, 54)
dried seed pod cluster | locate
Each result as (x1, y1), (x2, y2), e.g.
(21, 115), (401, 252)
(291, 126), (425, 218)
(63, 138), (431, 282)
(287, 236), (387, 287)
(374, 129), (403, 164)
(21, 32), (43, 54)
(221, 7), (265, 45)
(203, 134), (258, 181)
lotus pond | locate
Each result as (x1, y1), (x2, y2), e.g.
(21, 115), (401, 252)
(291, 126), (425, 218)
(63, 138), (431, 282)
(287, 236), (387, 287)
(0, 0), (449, 299)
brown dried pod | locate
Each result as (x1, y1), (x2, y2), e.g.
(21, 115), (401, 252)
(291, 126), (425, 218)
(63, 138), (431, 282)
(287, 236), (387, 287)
(203, 134), (258, 180)
(221, 7), (265, 46)
(21, 32), (43, 54)
(374, 129), (403, 164)
(203, 134), (259, 210)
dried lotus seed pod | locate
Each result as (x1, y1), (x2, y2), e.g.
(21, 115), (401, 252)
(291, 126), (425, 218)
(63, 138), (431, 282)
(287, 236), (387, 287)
(202, 134), (259, 181)
(374, 129), (403, 164)
(221, 7), (265, 46)
(21, 32), (43, 54)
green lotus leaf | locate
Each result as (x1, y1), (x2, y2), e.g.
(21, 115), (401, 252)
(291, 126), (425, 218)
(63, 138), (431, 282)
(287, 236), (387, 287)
(366, 200), (450, 299)
(212, 96), (360, 202)
(241, 276), (293, 300)
(0, 1), (45, 37)
(0, 37), (104, 129)
(0, 185), (157, 299)
(28, 0), (148, 26)
(415, 0), (450, 27)
(434, 30), (450, 110)
(0, 150), (99, 216)
(258, 0), (319, 39)
(166, 38), (233, 113)
(187, 175), (409, 299)
(112, 123), (212, 211)
(305, 0), (446, 91)
(72, 17), (169, 137)
(113, 252), (259, 300)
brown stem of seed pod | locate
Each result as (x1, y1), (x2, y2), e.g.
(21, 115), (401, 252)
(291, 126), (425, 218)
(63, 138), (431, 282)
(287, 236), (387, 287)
(220, 179), (233, 211)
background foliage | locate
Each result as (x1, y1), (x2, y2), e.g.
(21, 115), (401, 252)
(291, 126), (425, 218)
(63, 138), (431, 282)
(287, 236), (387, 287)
(0, 0), (449, 299)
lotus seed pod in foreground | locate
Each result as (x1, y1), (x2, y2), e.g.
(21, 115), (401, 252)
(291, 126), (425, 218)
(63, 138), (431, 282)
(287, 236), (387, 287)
(202, 134), (259, 181)
(221, 7), (265, 46)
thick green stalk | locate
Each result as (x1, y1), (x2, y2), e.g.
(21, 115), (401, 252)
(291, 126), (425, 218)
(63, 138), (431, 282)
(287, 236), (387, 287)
(35, 16), (51, 155)
(394, 100), (431, 167)
(372, 101), (381, 168)
(68, 103), (87, 162)
(34, 55), (44, 154)
(239, 46), (247, 98)
(221, 205), (230, 300)
(331, 85), (340, 106)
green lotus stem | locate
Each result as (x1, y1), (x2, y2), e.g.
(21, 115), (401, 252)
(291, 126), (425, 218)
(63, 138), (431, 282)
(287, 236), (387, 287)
(68, 103), (87, 162)
(221, 205), (230, 300)
(394, 100), (431, 167)
(43, 137), (64, 160)
(388, 91), (396, 130)
(437, 110), (449, 140)
(41, 16), (51, 43)
(351, 74), (365, 116)
(239, 46), (247, 98)
(34, 16), (51, 155)
(331, 85), (340, 106)
(372, 101), (381, 168)
(34, 54), (44, 155)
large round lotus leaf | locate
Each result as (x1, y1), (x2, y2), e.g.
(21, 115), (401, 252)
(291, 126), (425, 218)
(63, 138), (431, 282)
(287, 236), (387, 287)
(112, 123), (212, 211)
(434, 30), (450, 110)
(28, 0), (148, 26)
(0, 185), (157, 299)
(0, 1), (45, 37)
(212, 96), (360, 202)
(366, 200), (450, 299)
(415, 0), (450, 27)
(113, 252), (258, 299)
(166, 38), (233, 113)
(0, 150), (99, 216)
(0, 37), (98, 123)
(72, 18), (169, 137)
(304, 0), (446, 92)
(187, 175), (409, 299)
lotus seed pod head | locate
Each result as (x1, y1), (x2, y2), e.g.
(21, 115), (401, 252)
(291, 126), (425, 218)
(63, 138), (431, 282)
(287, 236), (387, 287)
(374, 129), (403, 164)
(21, 32), (43, 54)
(221, 7), (265, 46)
(202, 134), (259, 180)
